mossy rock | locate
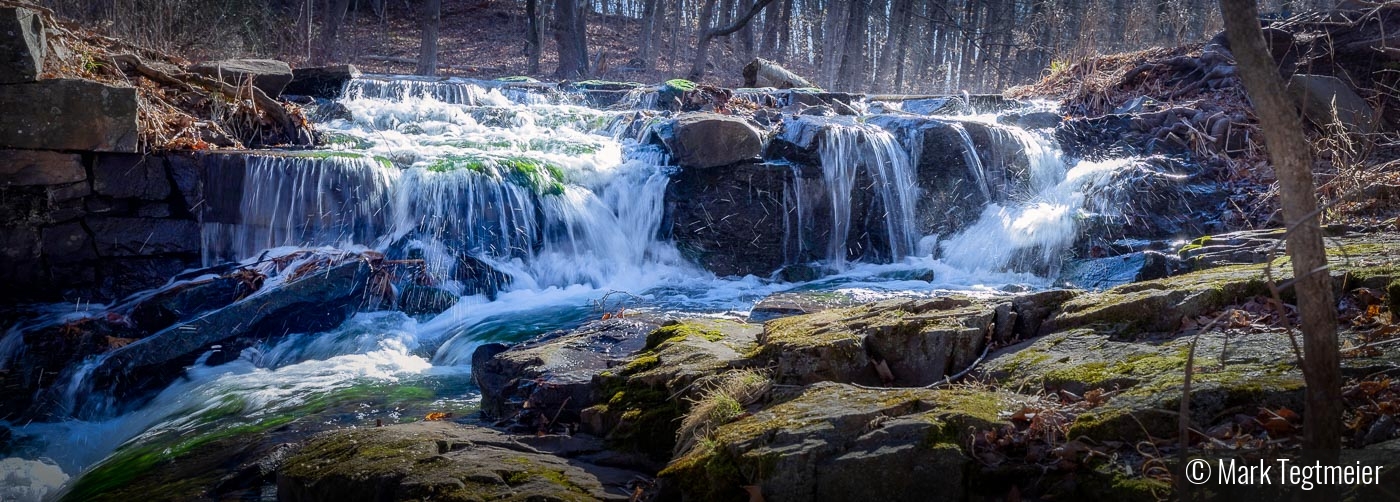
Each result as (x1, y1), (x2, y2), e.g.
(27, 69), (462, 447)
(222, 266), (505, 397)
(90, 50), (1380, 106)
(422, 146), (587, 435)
(660, 382), (1015, 502)
(425, 152), (567, 195)
(752, 296), (999, 386)
(984, 327), (1306, 442)
(582, 319), (761, 460)
(663, 79), (698, 92)
(278, 422), (620, 502)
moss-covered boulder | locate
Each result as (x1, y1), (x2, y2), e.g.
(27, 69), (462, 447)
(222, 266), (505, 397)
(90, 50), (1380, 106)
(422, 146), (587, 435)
(660, 382), (1014, 502)
(471, 318), (658, 426)
(753, 296), (1003, 386)
(276, 422), (631, 501)
(582, 319), (761, 461)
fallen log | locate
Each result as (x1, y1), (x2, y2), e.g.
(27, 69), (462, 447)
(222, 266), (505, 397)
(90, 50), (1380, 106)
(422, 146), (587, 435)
(742, 57), (815, 89)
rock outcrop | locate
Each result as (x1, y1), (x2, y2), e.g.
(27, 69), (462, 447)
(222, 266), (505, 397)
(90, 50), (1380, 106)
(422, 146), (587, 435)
(190, 59), (295, 97)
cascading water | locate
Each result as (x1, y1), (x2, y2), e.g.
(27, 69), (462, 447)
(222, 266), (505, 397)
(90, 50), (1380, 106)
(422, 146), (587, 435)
(815, 120), (921, 263)
(0, 79), (1153, 501)
(200, 153), (398, 265)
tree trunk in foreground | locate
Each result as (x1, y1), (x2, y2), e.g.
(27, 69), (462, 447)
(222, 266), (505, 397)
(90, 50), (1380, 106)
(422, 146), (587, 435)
(1219, 0), (1340, 455)
(416, 0), (441, 76)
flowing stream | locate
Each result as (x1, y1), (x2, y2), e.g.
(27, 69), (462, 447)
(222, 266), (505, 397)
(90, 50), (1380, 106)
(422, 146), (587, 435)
(0, 76), (1156, 501)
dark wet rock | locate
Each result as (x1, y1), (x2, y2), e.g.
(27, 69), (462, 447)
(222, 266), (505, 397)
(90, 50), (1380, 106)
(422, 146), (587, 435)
(455, 255), (511, 299)
(660, 381), (1013, 502)
(92, 153), (171, 200)
(651, 112), (764, 169)
(472, 318), (659, 425)
(1075, 156), (1227, 243)
(748, 290), (859, 322)
(998, 110), (1062, 129)
(129, 274), (260, 333)
(773, 263), (833, 283)
(0, 79), (139, 152)
(284, 64), (361, 98)
(1176, 228), (1288, 270)
(0, 150), (85, 187)
(190, 59), (295, 97)
(866, 115), (1026, 237)
(300, 98), (354, 123)
(397, 285), (458, 316)
(666, 161), (829, 276)
(87, 256), (375, 400)
(0, 6), (44, 83)
(85, 217), (199, 257)
(2, 315), (144, 419)
(277, 421), (638, 501)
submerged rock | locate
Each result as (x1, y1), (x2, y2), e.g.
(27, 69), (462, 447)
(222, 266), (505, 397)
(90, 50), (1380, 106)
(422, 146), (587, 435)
(748, 290), (859, 322)
(397, 285), (458, 316)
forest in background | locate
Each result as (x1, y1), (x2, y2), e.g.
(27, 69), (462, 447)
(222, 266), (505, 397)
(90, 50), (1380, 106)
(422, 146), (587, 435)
(39, 0), (1339, 93)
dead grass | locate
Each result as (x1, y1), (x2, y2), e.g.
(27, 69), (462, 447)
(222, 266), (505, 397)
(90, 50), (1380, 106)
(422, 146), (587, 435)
(674, 369), (771, 457)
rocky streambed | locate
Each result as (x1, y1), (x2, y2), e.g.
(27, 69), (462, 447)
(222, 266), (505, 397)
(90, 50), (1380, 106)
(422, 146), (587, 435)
(65, 229), (1393, 501)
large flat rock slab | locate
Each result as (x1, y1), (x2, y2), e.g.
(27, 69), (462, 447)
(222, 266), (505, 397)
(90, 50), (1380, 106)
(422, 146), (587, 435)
(0, 79), (139, 152)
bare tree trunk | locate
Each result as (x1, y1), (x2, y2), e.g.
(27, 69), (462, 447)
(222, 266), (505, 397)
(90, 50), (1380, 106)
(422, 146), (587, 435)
(317, 0), (352, 64)
(738, 0), (756, 60)
(689, 0), (775, 81)
(834, 0), (868, 91)
(526, 0), (543, 73)
(553, 0), (589, 78)
(891, 0), (915, 93)
(416, 0), (441, 76)
(689, 0), (719, 80)
(759, 0), (780, 57)
(637, 0), (659, 70)
(876, 0), (913, 93)
(776, 0), (793, 63)
(1219, 0), (1340, 457)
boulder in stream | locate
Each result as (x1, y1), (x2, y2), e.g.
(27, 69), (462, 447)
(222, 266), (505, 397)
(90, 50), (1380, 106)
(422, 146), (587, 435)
(650, 113), (764, 169)
(87, 252), (378, 400)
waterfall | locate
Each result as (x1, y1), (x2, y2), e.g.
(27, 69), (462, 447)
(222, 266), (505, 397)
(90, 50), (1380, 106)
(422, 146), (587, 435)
(817, 121), (920, 264)
(200, 154), (398, 265)
(948, 122), (991, 200)
(2, 74), (1170, 499)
